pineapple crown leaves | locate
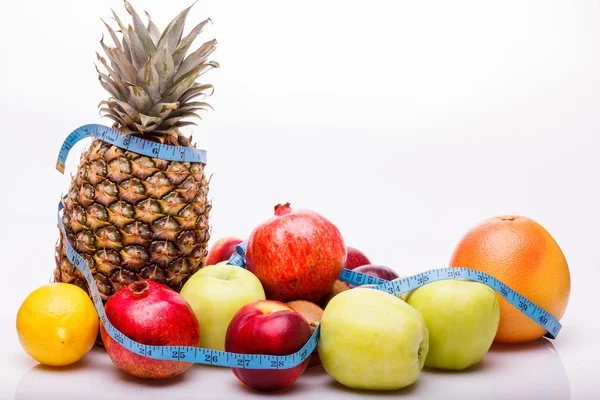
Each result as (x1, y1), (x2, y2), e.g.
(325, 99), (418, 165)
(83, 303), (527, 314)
(96, 0), (218, 143)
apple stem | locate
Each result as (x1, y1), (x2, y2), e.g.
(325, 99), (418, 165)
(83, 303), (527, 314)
(274, 203), (292, 216)
(129, 281), (150, 297)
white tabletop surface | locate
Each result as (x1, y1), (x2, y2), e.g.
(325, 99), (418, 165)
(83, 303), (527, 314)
(2, 0), (600, 398)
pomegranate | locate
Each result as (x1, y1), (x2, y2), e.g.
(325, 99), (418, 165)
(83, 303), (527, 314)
(246, 203), (347, 303)
(100, 280), (200, 380)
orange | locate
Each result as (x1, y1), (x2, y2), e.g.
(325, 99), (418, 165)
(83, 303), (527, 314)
(448, 215), (570, 344)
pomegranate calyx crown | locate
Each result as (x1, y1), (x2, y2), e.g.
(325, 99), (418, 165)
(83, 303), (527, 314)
(129, 281), (150, 296)
(274, 202), (292, 216)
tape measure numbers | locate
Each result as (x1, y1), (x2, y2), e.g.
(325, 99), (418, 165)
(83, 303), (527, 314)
(55, 124), (561, 371)
(230, 242), (562, 340)
(56, 124), (207, 174)
(340, 267), (561, 339)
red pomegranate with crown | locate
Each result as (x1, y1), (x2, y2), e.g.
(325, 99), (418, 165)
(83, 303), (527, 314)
(245, 203), (347, 303)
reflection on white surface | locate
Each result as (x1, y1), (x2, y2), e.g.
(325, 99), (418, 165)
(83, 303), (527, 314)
(417, 337), (570, 400)
(14, 337), (569, 399)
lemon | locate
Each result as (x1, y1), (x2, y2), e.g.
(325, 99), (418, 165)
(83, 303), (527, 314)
(16, 283), (99, 366)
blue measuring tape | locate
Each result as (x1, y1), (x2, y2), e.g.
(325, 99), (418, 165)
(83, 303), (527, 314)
(229, 241), (561, 340)
(55, 124), (207, 174)
(55, 124), (561, 371)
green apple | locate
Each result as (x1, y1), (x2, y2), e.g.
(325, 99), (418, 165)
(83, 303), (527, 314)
(318, 288), (429, 390)
(180, 264), (266, 351)
(405, 279), (500, 370)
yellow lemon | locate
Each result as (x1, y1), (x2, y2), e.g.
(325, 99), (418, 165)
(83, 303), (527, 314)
(16, 283), (99, 366)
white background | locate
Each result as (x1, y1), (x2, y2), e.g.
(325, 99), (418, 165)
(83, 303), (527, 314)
(1, 0), (599, 398)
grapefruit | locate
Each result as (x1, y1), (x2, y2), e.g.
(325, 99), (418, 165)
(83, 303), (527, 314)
(448, 215), (570, 344)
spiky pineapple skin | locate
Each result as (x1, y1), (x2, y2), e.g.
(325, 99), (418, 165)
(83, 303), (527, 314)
(53, 1), (218, 348)
(54, 137), (211, 304)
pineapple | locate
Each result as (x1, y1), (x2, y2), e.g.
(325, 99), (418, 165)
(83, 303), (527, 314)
(54, 1), (218, 308)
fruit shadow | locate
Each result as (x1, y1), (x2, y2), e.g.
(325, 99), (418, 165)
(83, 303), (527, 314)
(421, 336), (570, 399)
(111, 365), (191, 388)
(15, 348), (103, 399)
(423, 336), (562, 376)
(487, 336), (559, 354)
(15, 347), (218, 399)
(217, 364), (329, 397)
(89, 346), (191, 388)
(324, 376), (422, 397)
(305, 361), (423, 396)
(489, 336), (570, 397)
(422, 357), (490, 375)
(231, 381), (305, 397)
(112, 369), (190, 387)
(302, 364), (328, 376)
(21, 355), (93, 374)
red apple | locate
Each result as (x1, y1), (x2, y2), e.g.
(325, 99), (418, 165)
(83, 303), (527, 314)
(206, 236), (244, 266)
(343, 246), (371, 270)
(348, 264), (400, 288)
(225, 300), (312, 392)
(100, 280), (200, 380)
(246, 203), (346, 303)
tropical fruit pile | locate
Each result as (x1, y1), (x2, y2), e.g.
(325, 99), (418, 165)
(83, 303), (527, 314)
(15, 0), (571, 394)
